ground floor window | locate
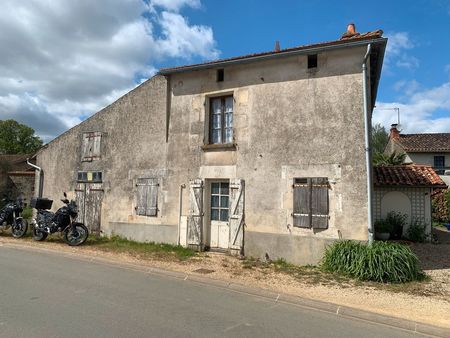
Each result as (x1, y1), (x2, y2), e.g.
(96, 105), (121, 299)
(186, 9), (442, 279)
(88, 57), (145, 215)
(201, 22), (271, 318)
(210, 182), (229, 221)
(135, 178), (158, 216)
(293, 177), (329, 229)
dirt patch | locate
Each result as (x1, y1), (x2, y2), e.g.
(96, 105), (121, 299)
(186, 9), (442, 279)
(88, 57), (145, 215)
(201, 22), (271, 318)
(1, 234), (449, 329)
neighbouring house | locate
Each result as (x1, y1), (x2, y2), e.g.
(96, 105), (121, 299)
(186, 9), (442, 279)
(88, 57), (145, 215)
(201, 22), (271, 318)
(34, 24), (387, 265)
(385, 124), (450, 185)
(373, 164), (447, 238)
(0, 154), (35, 203)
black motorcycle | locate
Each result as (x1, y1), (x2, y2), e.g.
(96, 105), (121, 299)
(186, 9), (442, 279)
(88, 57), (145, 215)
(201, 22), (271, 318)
(31, 193), (89, 246)
(0, 196), (28, 238)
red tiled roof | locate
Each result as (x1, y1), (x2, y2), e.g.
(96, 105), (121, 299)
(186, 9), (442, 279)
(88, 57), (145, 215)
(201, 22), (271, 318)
(374, 165), (447, 187)
(159, 30), (384, 74)
(395, 133), (450, 152)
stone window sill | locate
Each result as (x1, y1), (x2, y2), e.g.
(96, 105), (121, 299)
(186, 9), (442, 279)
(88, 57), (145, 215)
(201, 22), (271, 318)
(201, 143), (236, 152)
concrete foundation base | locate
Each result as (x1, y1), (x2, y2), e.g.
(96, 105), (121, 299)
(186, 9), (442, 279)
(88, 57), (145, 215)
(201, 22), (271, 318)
(245, 231), (337, 266)
(106, 222), (178, 244)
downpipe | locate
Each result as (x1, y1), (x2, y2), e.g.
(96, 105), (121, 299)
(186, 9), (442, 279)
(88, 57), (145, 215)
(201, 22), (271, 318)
(27, 158), (44, 198)
(362, 43), (374, 245)
(177, 184), (186, 245)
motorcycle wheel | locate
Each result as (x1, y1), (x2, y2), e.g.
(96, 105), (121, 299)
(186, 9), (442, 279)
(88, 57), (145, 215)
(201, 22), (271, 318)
(32, 226), (48, 241)
(11, 219), (28, 238)
(64, 223), (89, 246)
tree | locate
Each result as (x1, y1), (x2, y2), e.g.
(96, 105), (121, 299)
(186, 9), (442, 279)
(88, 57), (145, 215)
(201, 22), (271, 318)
(373, 152), (406, 166)
(0, 120), (43, 154)
(372, 123), (389, 154)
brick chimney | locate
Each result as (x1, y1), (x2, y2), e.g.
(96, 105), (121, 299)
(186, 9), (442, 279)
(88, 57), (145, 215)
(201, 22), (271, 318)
(341, 23), (360, 39)
(274, 41), (280, 52)
(389, 124), (400, 140)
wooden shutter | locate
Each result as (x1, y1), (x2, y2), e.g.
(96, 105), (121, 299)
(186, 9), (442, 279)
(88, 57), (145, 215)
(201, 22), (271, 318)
(81, 133), (93, 162)
(293, 178), (329, 229)
(92, 132), (102, 159)
(146, 178), (158, 216)
(229, 179), (245, 254)
(136, 178), (158, 216)
(187, 179), (203, 248)
(311, 178), (329, 229)
(293, 178), (311, 228)
(75, 183), (86, 224)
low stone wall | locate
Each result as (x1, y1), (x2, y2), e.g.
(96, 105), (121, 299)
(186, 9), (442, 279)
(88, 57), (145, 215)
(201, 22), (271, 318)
(245, 231), (336, 266)
(105, 222), (178, 245)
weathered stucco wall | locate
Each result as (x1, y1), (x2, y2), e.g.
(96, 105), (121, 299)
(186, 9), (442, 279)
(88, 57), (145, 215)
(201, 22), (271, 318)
(36, 44), (373, 265)
(36, 75), (171, 239)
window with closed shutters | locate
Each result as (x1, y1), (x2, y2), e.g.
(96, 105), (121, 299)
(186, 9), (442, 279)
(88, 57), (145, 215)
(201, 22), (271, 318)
(82, 132), (102, 162)
(136, 178), (158, 217)
(293, 177), (329, 229)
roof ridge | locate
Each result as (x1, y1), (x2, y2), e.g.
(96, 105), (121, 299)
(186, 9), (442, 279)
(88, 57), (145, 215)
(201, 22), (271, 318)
(159, 29), (384, 74)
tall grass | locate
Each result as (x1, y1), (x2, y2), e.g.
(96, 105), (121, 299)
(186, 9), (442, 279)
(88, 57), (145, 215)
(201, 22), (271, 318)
(321, 240), (422, 283)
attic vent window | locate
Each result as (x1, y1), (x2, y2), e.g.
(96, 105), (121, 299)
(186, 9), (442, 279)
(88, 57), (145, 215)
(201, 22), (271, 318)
(216, 69), (224, 82)
(308, 54), (318, 69)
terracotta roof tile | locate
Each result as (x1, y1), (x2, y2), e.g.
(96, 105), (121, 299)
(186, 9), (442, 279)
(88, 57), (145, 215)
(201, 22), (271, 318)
(396, 133), (450, 152)
(374, 164), (447, 187)
(159, 30), (384, 74)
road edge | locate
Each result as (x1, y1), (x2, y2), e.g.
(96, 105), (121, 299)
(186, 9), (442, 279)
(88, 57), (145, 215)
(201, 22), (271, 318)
(1, 241), (448, 337)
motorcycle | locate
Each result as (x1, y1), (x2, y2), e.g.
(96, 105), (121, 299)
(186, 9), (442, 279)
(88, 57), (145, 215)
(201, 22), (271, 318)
(31, 193), (89, 246)
(0, 196), (28, 238)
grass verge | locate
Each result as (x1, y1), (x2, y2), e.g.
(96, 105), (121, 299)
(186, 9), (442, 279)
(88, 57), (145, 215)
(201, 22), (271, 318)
(84, 235), (196, 261)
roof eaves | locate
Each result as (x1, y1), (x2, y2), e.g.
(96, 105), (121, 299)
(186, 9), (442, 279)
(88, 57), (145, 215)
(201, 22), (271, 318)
(159, 36), (387, 75)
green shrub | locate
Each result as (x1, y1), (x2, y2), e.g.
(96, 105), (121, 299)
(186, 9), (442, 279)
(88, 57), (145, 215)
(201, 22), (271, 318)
(321, 240), (422, 283)
(386, 211), (407, 228)
(406, 219), (428, 243)
(374, 219), (392, 233)
(21, 206), (33, 220)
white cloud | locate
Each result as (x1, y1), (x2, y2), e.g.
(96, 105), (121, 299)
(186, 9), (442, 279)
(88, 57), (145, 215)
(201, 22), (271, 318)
(0, 0), (218, 142)
(151, 0), (201, 11)
(156, 11), (219, 60)
(374, 82), (450, 133)
(393, 79), (420, 96)
(384, 32), (419, 71)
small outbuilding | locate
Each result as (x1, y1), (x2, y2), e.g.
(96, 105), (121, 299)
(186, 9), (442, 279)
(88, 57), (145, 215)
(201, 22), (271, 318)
(373, 164), (447, 238)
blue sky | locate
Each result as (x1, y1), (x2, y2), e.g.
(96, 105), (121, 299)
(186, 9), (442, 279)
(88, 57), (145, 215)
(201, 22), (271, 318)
(0, 0), (449, 140)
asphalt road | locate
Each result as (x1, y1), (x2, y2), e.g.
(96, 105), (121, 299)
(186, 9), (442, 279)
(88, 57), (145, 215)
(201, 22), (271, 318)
(0, 246), (428, 338)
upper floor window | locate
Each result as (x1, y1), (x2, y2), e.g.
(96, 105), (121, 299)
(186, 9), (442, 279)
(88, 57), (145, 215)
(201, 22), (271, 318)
(210, 96), (233, 144)
(308, 54), (318, 69)
(434, 155), (445, 168)
(135, 178), (158, 217)
(434, 155), (446, 174)
(82, 132), (102, 162)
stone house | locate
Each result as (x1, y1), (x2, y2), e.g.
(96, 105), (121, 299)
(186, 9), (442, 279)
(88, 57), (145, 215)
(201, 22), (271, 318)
(373, 164), (446, 238)
(34, 25), (387, 264)
(385, 124), (450, 185)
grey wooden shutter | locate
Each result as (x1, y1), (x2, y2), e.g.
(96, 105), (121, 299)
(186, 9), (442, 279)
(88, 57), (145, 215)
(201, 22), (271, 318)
(311, 178), (329, 229)
(136, 178), (158, 216)
(187, 179), (203, 249)
(82, 133), (93, 162)
(293, 178), (311, 228)
(146, 178), (158, 216)
(92, 132), (102, 159)
(229, 179), (244, 254)
(136, 179), (147, 216)
(75, 183), (86, 224)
